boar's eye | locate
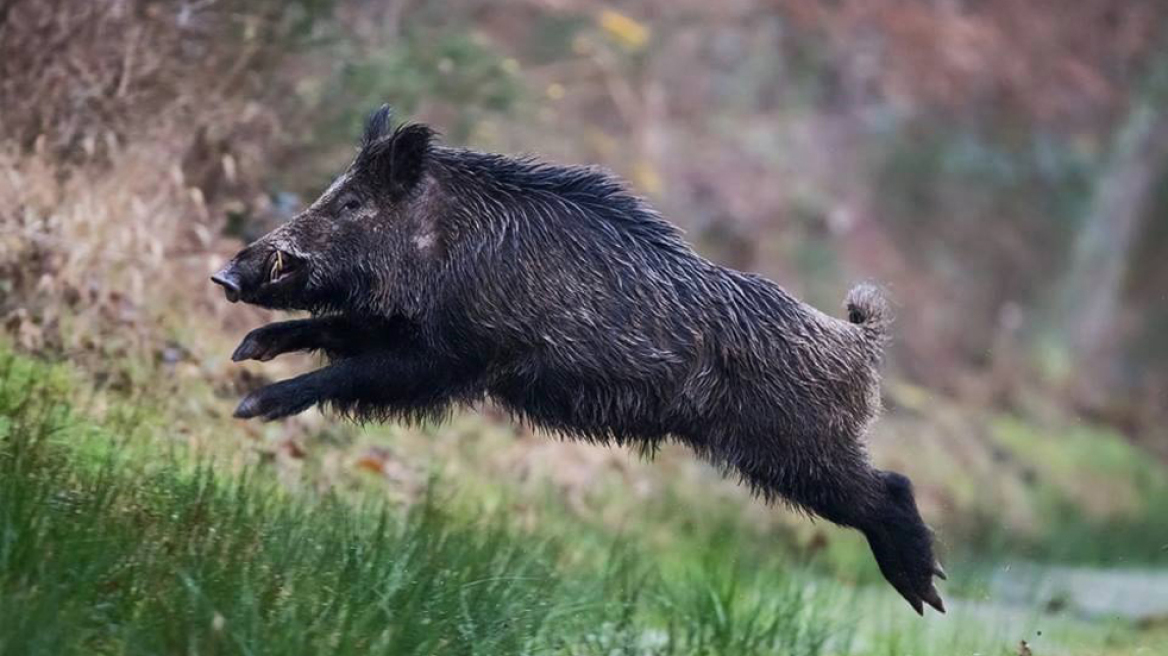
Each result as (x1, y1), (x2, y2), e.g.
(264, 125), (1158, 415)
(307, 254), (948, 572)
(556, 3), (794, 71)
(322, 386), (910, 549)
(338, 195), (362, 214)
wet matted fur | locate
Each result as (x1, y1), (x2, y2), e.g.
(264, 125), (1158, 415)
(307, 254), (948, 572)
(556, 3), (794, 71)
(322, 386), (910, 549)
(212, 106), (946, 614)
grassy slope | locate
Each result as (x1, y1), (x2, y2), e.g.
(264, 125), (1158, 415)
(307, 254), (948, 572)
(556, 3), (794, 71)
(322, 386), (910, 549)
(1, 346), (1165, 655)
(0, 349), (842, 655)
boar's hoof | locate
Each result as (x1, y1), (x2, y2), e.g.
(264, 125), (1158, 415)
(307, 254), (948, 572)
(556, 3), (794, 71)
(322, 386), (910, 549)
(865, 525), (946, 615)
(863, 471), (946, 615)
(234, 380), (319, 421)
(232, 327), (285, 362)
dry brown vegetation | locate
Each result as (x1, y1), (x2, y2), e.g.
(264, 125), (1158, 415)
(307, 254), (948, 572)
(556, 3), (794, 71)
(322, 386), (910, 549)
(0, 0), (309, 364)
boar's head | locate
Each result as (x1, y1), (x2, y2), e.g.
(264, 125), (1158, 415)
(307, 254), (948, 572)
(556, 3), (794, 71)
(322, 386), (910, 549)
(212, 106), (440, 317)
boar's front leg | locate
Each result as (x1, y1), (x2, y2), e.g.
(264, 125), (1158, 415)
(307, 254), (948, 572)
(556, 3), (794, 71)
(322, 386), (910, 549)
(233, 351), (455, 421)
(232, 316), (403, 362)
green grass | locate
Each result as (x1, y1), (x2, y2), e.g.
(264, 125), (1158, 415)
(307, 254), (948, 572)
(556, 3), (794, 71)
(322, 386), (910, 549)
(974, 415), (1168, 565)
(0, 351), (848, 655)
(2, 347), (1164, 655)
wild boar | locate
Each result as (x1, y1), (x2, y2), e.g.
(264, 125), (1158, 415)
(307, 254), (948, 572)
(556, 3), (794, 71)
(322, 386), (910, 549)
(212, 106), (945, 613)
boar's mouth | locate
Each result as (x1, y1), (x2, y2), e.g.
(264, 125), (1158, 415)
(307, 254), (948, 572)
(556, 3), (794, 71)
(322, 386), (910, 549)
(254, 249), (308, 301)
(212, 248), (308, 305)
(266, 249), (302, 287)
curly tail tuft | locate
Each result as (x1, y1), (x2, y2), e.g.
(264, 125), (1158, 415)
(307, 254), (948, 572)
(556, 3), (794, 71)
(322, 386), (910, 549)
(845, 283), (893, 348)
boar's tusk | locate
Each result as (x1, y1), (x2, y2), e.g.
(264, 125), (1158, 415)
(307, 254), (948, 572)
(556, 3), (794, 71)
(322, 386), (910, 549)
(270, 251), (283, 282)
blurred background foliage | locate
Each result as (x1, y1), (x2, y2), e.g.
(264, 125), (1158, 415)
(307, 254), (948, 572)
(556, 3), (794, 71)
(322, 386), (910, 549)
(8, 0), (1164, 441)
(2, 0), (1168, 651)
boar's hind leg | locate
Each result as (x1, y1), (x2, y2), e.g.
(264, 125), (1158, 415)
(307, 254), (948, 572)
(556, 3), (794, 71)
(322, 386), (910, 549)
(736, 451), (945, 615)
(233, 351), (455, 421)
(232, 316), (397, 362)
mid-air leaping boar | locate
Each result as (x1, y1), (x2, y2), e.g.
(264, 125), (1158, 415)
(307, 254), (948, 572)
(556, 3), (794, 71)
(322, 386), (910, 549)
(212, 106), (945, 614)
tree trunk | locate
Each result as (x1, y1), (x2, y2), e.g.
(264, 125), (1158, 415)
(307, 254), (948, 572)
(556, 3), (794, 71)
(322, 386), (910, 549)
(1059, 62), (1168, 402)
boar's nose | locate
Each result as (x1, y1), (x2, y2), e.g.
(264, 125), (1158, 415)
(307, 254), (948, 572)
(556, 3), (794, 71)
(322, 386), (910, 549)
(211, 267), (242, 303)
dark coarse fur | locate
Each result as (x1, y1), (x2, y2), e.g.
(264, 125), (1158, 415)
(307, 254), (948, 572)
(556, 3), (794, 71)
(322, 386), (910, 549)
(211, 105), (946, 614)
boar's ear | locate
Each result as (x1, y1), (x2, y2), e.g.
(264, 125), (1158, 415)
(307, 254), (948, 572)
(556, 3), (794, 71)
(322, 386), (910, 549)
(363, 104), (395, 145)
(361, 122), (435, 199)
(386, 124), (434, 195)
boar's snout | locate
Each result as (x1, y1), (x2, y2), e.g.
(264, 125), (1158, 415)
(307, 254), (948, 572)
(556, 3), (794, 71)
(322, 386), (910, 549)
(211, 267), (243, 303)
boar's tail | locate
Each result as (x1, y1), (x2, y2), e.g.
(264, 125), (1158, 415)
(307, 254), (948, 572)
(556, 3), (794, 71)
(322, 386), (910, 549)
(845, 283), (893, 349)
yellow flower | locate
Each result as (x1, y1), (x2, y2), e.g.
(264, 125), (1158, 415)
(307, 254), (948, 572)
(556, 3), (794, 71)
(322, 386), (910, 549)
(598, 10), (649, 50)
